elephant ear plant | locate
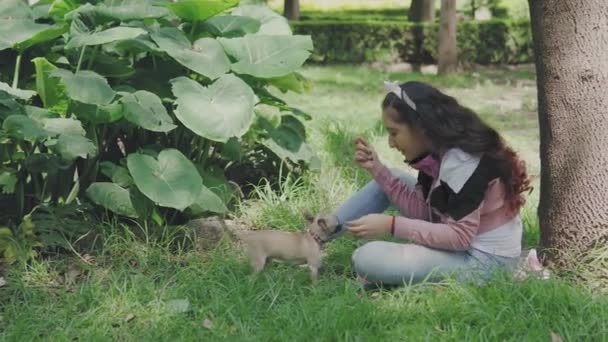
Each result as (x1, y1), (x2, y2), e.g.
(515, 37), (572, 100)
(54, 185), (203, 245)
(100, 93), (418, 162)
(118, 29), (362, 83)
(0, 0), (317, 263)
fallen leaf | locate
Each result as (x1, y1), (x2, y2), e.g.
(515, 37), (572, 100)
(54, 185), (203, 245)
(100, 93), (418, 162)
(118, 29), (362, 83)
(0, 277), (6, 287)
(203, 318), (214, 330)
(550, 331), (563, 342)
(434, 326), (445, 332)
(166, 298), (191, 314)
(370, 292), (380, 299)
(229, 325), (237, 333)
(125, 313), (135, 322)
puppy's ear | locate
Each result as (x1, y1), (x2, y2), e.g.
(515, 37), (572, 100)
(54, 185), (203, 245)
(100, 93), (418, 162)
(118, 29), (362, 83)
(317, 218), (328, 231)
(304, 212), (315, 223)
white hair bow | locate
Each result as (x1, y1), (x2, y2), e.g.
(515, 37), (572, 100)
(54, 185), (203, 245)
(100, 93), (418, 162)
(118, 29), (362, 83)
(383, 81), (417, 111)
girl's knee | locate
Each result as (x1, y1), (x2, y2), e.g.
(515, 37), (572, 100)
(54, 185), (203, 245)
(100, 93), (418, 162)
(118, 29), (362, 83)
(352, 241), (388, 279)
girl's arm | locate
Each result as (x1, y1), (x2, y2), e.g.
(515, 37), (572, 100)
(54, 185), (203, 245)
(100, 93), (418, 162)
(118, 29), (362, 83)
(371, 151), (493, 251)
(370, 163), (431, 221)
(392, 210), (481, 251)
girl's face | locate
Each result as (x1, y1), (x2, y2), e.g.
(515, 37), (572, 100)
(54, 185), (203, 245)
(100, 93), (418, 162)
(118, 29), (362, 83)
(382, 106), (430, 161)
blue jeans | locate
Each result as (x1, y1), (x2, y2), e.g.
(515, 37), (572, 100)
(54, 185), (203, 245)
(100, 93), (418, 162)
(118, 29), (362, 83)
(333, 169), (516, 286)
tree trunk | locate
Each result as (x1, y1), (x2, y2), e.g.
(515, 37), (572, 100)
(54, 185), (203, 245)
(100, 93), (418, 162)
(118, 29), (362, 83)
(470, 0), (478, 19)
(438, 0), (457, 74)
(408, 0), (435, 72)
(529, 0), (608, 268)
(408, 0), (435, 22)
(284, 0), (300, 21)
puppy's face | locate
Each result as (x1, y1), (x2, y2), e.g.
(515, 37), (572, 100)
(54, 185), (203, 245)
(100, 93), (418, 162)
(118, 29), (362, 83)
(305, 213), (339, 242)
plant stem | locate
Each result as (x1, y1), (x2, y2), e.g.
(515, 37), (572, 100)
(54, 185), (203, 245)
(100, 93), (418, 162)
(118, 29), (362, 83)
(152, 55), (157, 71)
(17, 179), (24, 219)
(40, 178), (48, 203)
(87, 45), (100, 70)
(190, 21), (198, 39)
(207, 142), (218, 162)
(65, 169), (80, 205)
(198, 138), (210, 166)
(12, 53), (22, 89)
(76, 46), (86, 72)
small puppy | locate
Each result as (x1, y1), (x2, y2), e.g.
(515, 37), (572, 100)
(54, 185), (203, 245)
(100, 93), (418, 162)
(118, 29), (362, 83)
(240, 213), (339, 282)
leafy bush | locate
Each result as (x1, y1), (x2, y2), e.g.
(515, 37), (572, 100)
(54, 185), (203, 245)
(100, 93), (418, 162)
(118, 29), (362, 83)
(0, 0), (317, 261)
(299, 8), (409, 21)
(291, 18), (533, 65)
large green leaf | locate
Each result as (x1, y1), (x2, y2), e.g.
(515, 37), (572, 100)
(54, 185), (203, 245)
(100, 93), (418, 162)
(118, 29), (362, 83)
(268, 73), (309, 94)
(0, 19), (61, 52)
(73, 0), (171, 22)
(23, 154), (63, 174)
(31, 1), (53, 20)
(23, 105), (57, 121)
(120, 90), (176, 133)
(165, 0), (238, 21)
(49, 133), (97, 161)
(41, 118), (85, 136)
(2, 115), (48, 142)
(0, 99), (18, 116)
(0, 82), (36, 101)
(219, 35), (313, 78)
(275, 114), (306, 142)
(100, 161), (133, 187)
(199, 166), (235, 205)
(49, 0), (79, 21)
(91, 53), (136, 79)
(130, 187), (155, 220)
(189, 186), (227, 215)
(127, 149), (202, 211)
(151, 28), (230, 80)
(0, 172), (17, 194)
(0, 0), (32, 19)
(52, 69), (116, 106)
(70, 101), (123, 124)
(204, 15), (261, 37)
(86, 182), (138, 218)
(107, 36), (162, 56)
(263, 139), (320, 169)
(170, 75), (257, 142)
(32, 58), (69, 113)
(65, 26), (146, 50)
(221, 137), (241, 162)
(232, 4), (291, 35)
(13, 24), (68, 52)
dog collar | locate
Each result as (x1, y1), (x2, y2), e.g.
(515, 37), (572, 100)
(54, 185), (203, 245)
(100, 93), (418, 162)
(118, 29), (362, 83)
(308, 230), (324, 246)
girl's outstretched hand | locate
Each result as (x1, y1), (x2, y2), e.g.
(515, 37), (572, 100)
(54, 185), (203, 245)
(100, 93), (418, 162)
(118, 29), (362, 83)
(353, 137), (381, 172)
(346, 214), (392, 239)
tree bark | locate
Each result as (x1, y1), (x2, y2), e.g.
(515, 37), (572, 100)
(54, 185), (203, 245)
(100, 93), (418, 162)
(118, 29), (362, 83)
(529, 0), (608, 268)
(408, 0), (435, 72)
(438, 0), (457, 74)
(284, 0), (300, 21)
(408, 0), (435, 22)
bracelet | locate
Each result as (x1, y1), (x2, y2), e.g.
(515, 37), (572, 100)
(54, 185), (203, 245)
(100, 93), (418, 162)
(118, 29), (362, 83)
(390, 215), (396, 236)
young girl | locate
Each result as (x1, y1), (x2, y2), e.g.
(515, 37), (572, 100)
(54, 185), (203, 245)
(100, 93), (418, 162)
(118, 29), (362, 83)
(331, 80), (531, 286)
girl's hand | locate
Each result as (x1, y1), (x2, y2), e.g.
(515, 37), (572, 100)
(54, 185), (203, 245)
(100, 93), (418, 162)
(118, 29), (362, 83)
(346, 214), (392, 239)
(353, 138), (380, 172)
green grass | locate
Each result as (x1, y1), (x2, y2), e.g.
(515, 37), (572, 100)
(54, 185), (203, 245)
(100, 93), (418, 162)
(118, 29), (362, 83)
(1, 178), (607, 340)
(3, 64), (607, 340)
